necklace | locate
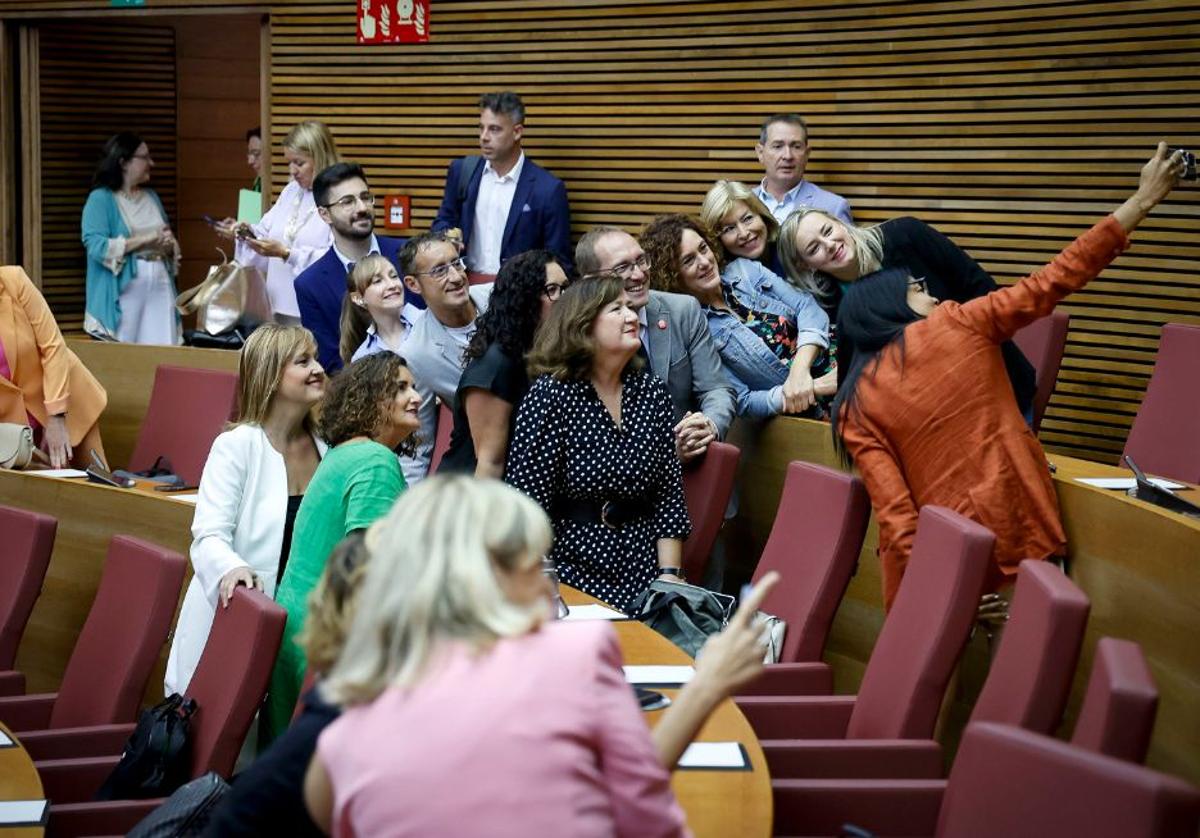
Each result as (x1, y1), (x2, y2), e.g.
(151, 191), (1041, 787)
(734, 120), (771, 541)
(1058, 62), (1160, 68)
(282, 188), (317, 246)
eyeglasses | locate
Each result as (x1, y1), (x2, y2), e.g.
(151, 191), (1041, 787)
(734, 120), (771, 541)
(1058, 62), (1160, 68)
(908, 277), (928, 293)
(585, 254), (651, 281)
(542, 281), (571, 301)
(717, 212), (758, 239)
(415, 257), (467, 281)
(324, 192), (376, 211)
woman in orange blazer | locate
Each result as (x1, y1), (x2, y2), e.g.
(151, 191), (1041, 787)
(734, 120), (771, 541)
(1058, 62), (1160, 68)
(0, 266), (108, 468)
(832, 145), (1185, 613)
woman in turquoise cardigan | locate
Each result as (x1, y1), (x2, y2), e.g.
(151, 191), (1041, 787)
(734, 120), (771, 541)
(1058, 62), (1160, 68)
(81, 132), (180, 343)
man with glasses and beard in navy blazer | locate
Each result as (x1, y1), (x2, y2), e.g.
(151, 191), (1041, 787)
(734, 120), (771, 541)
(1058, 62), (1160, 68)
(295, 162), (424, 373)
(431, 91), (573, 280)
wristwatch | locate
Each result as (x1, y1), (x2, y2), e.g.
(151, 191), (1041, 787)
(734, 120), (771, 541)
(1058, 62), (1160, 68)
(658, 567), (685, 581)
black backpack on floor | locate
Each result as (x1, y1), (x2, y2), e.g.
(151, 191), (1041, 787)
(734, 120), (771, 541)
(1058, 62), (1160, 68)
(96, 693), (198, 801)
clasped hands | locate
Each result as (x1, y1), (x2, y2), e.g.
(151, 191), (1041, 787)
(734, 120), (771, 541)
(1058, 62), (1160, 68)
(780, 365), (838, 415)
(674, 411), (716, 462)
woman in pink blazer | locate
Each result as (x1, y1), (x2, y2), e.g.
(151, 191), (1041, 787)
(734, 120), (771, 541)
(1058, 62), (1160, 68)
(0, 266), (107, 468)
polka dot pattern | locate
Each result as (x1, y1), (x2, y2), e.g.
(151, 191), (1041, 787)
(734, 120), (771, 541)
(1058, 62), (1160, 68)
(506, 369), (692, 612)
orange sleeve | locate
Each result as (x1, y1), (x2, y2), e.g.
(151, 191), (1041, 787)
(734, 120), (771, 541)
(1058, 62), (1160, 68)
(10, 268), (72, 416)
(841, 418), (919, 611)
(946, 215), (1129, 344)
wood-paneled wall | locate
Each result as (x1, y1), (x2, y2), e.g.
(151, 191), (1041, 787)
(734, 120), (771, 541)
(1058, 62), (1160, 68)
(35, 21), (177, 334)
(5, 0), (1199, 463)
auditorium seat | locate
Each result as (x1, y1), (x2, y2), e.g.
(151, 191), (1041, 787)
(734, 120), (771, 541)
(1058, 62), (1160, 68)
(0, 505), (57, 697)
(773, 721), (1200, 837)
(680, 440), (741, 582)
(127, 364), (239, 486)
(37, 588), (286, 822)
(1012, 309), (1069, 432)
(755, 559), (1089, 783)
(736, 461), (869, 697)
(0, 535), (184, 735)
(736, 506), (992, 780)
(1071, 637), (1158, 763)
(1123, 322), (1200, 484)
(427, 401), (454, 475)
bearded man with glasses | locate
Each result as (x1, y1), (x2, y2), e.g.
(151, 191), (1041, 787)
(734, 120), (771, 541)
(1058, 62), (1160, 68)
(296, 162), (426, 372)
(575, 226), (735, 464)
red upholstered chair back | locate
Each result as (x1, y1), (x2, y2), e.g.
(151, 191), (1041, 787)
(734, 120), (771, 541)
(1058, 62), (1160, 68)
(847, 506), (993, 740)
(1071, 637), (1158, 763)
(1123, 323), (1200, 483)
(427, 401), (454, 475)
(751, 461), (870, 663)
(1012, 309), (1069, 432)
(681, 441), (741, 582)
(0, 505), (56, 670)
(50, 536), (186, 729)
(968, 560), (1090, 733)
(185, 588), (286, 778)
(937, 722), (1200, 838)
(128, 365), (239, 486)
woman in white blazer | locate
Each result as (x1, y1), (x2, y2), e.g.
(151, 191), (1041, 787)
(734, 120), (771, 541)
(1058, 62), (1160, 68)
(166, 324), (327, 695)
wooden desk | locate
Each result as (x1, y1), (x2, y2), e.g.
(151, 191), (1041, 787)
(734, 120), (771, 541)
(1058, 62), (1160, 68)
(0, 722), (45, 837)
(731, 416), (1200, 785)
(0, 471), (195, 698)
(561, 588), (772, 838)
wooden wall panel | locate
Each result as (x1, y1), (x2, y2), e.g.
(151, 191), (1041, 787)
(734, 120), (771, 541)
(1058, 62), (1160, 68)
(35, 22), (176, 334)
(5, 0), (1199, 463)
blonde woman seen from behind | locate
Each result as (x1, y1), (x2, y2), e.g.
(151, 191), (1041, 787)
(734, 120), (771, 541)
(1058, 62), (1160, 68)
(165, 324), (326, 695)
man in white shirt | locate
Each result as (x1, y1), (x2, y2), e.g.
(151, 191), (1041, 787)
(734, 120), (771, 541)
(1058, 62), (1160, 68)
(431, 91), (573, 277)
(753, 114), (853, 226)
(397, 231), (492, 484)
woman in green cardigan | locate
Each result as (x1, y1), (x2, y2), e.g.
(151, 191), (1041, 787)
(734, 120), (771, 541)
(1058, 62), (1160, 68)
(261, 351), (421, 743)
(80, 132), (180, 343)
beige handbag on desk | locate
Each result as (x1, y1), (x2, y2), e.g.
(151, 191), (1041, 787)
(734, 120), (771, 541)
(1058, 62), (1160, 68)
(0, 423), (35, 470)
(176, 250), (271, 336)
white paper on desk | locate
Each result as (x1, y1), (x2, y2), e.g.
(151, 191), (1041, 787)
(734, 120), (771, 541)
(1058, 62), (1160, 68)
(623, 665), (694, 686)
(1076, 477), (1187, 491)
(169, 493), (201, 504)
(0, 728), (12, 746)
(0, 800), (48, 825)
(678, 742), (749, 770)
(561, 603), (628, 622)
(24, 468), (88, 478)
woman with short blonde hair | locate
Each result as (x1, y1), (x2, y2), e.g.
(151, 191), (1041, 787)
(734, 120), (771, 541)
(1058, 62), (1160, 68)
(699, 179), (782, 269)
(165, 324), (327, 695)
(220, 121), (341, 323)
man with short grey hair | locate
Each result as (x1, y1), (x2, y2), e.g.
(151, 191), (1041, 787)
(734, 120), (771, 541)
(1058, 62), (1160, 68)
(577, 226), (735, 464)
(753, 113), (853, 225)
(432, 91), (573, 277)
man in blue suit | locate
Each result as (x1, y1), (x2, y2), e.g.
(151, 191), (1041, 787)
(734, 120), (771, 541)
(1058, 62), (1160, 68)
(431, 91), (573, 277)
(295, 162), (424, 372)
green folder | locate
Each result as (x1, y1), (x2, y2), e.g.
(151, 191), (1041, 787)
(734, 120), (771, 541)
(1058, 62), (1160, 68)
(237, 189), (263, 224)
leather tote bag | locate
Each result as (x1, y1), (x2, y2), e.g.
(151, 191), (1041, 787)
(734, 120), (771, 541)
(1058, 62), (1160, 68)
(176, 250), (270, 336)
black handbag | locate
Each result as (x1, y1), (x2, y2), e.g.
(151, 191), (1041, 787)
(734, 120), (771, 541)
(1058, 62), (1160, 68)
(127, 772), (230, 838)
(628, 580), (735, 657)
(96, 694), (197, 801)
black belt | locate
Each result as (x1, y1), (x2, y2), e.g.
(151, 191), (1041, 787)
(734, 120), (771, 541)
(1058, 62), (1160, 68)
(560, 498), (650, 530)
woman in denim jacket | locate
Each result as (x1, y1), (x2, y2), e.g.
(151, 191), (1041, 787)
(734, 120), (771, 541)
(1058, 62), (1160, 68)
(641, 214), (835, 419)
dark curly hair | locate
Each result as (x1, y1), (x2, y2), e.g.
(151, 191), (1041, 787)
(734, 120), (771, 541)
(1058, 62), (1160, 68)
(465, 250), (563, 365)
(638, 213), (722, 296)
(318, 352), (417, 454)
(527, 275), (643, 381)
(92, 132), (145, 191)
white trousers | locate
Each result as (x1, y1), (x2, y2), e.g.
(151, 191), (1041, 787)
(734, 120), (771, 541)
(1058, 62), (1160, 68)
(117, 259), (177, 345)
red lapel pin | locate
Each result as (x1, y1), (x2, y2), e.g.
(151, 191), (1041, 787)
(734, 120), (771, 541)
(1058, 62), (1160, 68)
(657, 319), (667, 330)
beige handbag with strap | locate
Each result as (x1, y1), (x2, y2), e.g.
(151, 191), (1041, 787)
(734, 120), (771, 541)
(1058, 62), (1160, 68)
(0, 423), (35, 470)
(175, 249), (271, 336)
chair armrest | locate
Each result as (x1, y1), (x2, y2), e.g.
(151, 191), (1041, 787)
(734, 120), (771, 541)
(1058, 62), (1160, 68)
(21, 723), (135, 762)
(773, 777), (946, 836)
(735, 694), (856, 740)
(763, 738), (944, 780)
(50, 798), (165, 837)
(738, 662), (833, 696)
(0, 670), (25, 697)
(36, 755), (121, 804)
(0, 692), (57, 731)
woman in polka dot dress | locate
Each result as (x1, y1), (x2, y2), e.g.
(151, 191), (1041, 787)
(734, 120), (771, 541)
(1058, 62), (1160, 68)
(505, 276), (691, 612)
